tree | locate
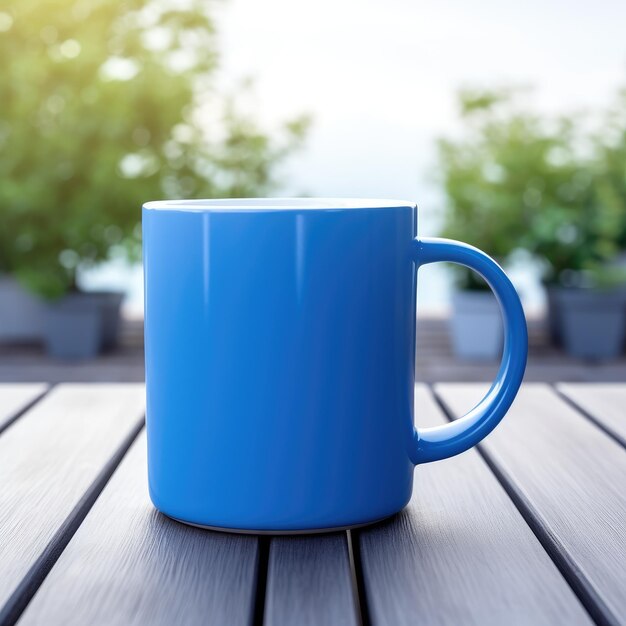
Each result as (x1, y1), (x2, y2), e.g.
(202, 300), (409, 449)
(437, 87), (625, 289)
(0, 0), (308, 298)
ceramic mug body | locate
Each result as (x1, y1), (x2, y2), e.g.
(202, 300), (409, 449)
(143, 198), (527, 532)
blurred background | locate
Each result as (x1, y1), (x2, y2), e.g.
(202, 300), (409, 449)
(1, 0), (626, 381)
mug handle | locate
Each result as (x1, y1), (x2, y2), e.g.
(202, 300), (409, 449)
(410, 237), (528, 464)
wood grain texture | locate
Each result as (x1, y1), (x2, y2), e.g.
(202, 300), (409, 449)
(21, 430), (259, 626)
(0, 383), (48, 432)
(265, 533), (358, 626)
(435, 383), (626, 623)
(557, 383), (626, 446)
(358, 384), (590, 626)
(0, 384), (144, 613)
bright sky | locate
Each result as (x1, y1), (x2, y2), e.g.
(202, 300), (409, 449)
(215, 0), (626, 209)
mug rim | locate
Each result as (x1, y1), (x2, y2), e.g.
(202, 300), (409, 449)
(143, 198), (417, 212)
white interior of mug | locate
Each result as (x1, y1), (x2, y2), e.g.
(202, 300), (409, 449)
(143, 198), (416, 211)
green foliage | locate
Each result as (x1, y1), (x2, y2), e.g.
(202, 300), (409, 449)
(560, 265), (626, 289)
(0, 0), (309, 298)
(438, 86), (626, 289)
(594, 87), (626, 250)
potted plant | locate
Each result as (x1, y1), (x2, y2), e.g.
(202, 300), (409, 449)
(527, 95), (626, 359)
(437, 89), (528, 359)
(438, 86), (626, 360)
(528, 203), (626, 360)
(0, 0), (308, 358)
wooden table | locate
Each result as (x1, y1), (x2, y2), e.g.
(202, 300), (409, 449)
(0, 383), (624, 626)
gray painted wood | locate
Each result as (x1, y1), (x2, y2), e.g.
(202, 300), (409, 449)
(265, 534), (358, 626)
(557, 383), (626, 445)
(0, 383), (47, 432)
(436, 383), (626, 623)
(21, 431), (259, 626)
(0, 384), (145, 612)
(358, 384), (590, 626)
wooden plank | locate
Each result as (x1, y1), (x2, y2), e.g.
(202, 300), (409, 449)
(358, 384), (590, 626)
(435, 383), (626, 625)
(0, 384), (145, 622)
(557, 383), (626, 447)
(21, 431), (259, 626)
(0, 383), (48, 433)
(265, 534), (358, 626)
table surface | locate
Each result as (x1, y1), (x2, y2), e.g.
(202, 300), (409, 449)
(0, 383), (624, 626)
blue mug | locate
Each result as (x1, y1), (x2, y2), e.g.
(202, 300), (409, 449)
(143, 198), (527, 533)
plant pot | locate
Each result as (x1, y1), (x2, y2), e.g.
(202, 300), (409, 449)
(88, 291), (124, 351)
(449, 290), (503, 360)
(544, 284), (562, 346)
(103, 292), (124, 350)
(553, 287), (626, 360)
(43, 290), (124, 359)
(0, 276), (45, 342)
(44, 293), (104, 359)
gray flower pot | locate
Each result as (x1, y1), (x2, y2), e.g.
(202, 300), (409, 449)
(544, 285), (562, 346)
(0, 276), (45, 342)
(450, 290), (503, 360)
(88, 291), (124, 351)
(553, 287), (626, 360)
(44, 293), (103, 359)
(43, 290), (124, 359)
